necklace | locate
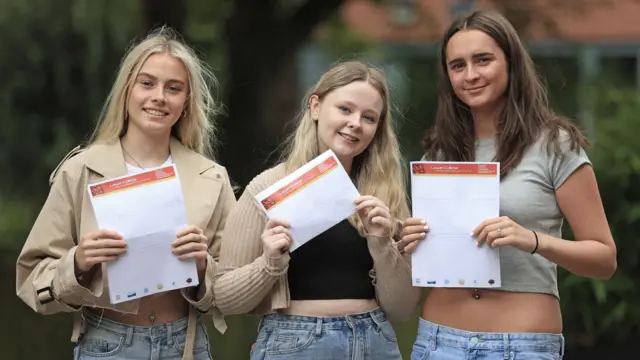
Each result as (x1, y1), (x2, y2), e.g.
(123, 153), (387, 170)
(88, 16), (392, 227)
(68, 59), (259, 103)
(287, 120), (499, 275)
(149, 310), (156, 324)
(121, 145), (147, 170)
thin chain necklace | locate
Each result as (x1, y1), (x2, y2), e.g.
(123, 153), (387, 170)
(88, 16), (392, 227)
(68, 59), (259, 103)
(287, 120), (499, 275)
(121, 145), (147, 170)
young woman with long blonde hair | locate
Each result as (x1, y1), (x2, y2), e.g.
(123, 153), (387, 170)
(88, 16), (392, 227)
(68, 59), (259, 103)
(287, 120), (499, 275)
(16, 28), (235, 360)
(214, 61), (420, 360)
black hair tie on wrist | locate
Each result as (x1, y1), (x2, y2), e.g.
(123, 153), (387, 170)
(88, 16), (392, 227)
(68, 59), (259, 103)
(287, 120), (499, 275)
(531, 230), (539, 254)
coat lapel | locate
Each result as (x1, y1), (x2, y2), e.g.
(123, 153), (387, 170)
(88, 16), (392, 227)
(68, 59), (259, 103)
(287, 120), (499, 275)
(169, 138), (223, 228)
(84, 140), (128, 180)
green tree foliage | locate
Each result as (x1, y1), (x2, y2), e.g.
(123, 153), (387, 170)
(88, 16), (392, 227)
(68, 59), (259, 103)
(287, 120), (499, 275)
(0, 0), (139, 248)
(559, 86), (640, 346)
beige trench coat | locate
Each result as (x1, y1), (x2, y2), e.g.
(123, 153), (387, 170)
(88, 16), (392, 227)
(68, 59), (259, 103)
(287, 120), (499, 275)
(15, 137), (236, 360)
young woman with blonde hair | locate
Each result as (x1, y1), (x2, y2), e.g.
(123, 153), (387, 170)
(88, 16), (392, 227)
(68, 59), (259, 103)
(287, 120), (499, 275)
(16, 28), (235, 360)
(214, 61), (420, 359)
(399, 10), (616, 360)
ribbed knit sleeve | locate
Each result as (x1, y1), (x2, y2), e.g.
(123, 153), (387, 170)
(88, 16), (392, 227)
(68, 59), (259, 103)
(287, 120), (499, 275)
(213, 166), (289, 315)
(366, 234), (422, 322)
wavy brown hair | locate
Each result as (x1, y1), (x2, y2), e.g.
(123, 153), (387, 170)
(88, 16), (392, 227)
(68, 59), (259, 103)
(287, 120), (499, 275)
(422, 10), (589, 178)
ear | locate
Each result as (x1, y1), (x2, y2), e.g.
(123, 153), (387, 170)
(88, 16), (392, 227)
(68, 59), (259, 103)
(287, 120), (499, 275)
(309, 94), (320, 121)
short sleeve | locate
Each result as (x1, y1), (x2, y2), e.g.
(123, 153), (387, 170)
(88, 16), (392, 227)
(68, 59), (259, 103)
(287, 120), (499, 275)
(548, 131), (592, 190)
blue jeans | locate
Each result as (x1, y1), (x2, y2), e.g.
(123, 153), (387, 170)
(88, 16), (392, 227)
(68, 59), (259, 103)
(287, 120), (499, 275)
(250, 307), (401, 360)
(411, 318), (564, 360)
(73, 310), (213, 360)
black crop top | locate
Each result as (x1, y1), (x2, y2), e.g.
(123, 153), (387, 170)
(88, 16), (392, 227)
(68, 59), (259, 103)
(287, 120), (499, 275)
(287, 219), (376, 300)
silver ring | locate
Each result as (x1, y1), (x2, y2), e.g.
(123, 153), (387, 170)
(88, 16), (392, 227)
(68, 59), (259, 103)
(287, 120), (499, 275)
(497, 228), (503, 238)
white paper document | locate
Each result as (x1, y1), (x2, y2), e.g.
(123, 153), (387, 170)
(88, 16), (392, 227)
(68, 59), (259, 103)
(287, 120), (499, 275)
(410, 162), (501, 288)
(88, 164), (199, 304)
(255, 150), (360, 252)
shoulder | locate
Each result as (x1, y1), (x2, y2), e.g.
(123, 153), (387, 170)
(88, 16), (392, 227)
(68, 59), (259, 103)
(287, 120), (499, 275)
(48, 143), (106, 186)
(244, 163), (287, 197)
(535, 125), (589, 157)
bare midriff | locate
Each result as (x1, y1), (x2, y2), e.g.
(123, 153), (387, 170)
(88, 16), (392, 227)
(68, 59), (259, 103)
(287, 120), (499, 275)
(421, 288), (562, 333)
(279, 299), (379, 317)
(88, 290), (189, 325)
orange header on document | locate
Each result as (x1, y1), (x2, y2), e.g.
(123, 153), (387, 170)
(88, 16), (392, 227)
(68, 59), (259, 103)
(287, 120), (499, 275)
(261, 156), (338, 211)
(412, 163), (498, 176)
(89, 166), (176, 198)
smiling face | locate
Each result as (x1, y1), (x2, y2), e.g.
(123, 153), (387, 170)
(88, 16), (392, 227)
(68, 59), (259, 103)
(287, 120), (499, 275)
(126, 53), (189, 138)
(309, 80), (384, 171)
(445, 29), (508, 112)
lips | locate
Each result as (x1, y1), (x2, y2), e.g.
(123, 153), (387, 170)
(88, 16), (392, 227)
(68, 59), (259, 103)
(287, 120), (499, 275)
(338, 132), (359, 142)
(466, 85), (487, 92)
(144, 108), (169, 116)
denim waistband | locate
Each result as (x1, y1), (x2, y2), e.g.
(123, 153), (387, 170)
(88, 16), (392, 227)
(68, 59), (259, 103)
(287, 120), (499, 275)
(417, 318), (564, 357)
(83, 309), (193, 341)
(260, 307), (387, 331)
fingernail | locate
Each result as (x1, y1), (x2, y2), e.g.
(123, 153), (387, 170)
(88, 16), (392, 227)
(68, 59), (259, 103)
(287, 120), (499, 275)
(420, 232), (426, 237)
(420, 220), (426, 225)
(470, 232), (475, 237)
(424, 225), (429, 231)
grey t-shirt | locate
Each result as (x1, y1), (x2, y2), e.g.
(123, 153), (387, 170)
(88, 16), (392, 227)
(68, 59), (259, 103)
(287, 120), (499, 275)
(422, 130), (591, 298)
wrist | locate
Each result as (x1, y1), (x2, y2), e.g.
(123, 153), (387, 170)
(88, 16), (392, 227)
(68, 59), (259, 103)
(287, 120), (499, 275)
(73, 253), (88, 276)
(530, 230), (540, 254)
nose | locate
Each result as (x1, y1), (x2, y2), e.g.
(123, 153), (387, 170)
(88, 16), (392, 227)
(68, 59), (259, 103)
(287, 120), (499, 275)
(346, 113), (362, 129)
(464, 65), (480, 81)
(150, 85), (166, 103)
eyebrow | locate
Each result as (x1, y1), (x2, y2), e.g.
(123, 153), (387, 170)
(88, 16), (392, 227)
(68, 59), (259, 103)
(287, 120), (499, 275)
(447, 52), (495, 66)
(136, 72), (186, 85)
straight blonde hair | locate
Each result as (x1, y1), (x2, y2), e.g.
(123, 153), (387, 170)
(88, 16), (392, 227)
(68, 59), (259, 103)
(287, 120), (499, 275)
(90, 27), (219, 158)
(280, 61), (409, 236)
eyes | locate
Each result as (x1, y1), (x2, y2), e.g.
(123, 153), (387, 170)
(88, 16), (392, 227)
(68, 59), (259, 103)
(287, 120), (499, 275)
(449, 57), (491, 72)
(338, 105), (377, 123)
(138, 79), (184, 94)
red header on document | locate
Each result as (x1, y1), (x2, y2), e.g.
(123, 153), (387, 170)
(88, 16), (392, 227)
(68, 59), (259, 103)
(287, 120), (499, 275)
(261, 157), (338, 210)
(89, 166), (176, 198)
(411, 163), (498, 176)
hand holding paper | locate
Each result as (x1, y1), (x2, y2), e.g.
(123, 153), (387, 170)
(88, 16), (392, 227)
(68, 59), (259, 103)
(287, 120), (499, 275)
(88, 164), (199, 304)
(172, 225), (209, 274)
(354, 195), (393, 237)
(255, 150), (360, 252)
(472, 216), (537, 253)
(75, 230), (127, 272)
(261, 219), (293, 258)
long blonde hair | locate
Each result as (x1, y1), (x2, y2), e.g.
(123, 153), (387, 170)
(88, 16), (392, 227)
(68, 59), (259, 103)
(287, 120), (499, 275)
(90, 27), (219, 158)
(280, 61), (409, 236)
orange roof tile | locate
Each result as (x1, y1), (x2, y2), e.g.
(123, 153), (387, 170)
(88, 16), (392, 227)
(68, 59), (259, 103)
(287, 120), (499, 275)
(339, 0), (640, 43)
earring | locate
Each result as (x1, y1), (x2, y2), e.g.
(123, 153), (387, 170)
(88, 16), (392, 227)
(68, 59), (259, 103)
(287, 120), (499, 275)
(182, 110), (187, 118)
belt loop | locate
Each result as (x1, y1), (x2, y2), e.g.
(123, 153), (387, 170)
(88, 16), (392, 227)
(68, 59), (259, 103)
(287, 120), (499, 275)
(167, 322), (174, 346)
(559, 334), (565, 358)
(125, 326), (134, 346)
(315, 317), (322, 337)
(502, 333), (509, 359)
(429, 323), (438, 351)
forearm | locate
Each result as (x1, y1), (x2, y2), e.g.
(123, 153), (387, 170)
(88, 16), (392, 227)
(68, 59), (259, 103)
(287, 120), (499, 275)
(181, 254), (218, 313)
(213, 253), (288, 315)
(367, 235), (422, 322)
(537, 233), (617, 279)
(17, 247), (103, 314)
